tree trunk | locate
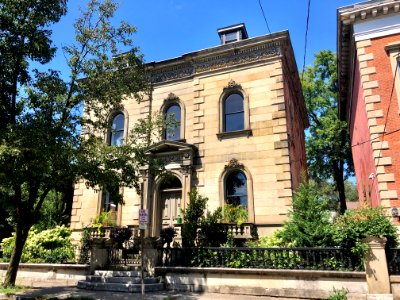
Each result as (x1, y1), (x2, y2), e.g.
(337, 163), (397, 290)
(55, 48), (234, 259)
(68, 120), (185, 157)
(3, 222), (31, 287)
(334, 160), (347, 214)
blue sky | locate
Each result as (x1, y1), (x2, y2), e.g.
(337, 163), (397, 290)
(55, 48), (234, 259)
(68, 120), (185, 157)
(49, 0), (358, 72)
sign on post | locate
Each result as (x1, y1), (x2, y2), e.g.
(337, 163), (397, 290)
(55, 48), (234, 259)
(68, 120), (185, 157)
(139, 209), (148, 230)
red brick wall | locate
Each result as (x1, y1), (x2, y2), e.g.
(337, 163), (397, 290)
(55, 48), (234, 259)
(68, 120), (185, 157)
(350, 58), (379, 206)
(283, 63), (307, 191)
(368, 34), (400, 208)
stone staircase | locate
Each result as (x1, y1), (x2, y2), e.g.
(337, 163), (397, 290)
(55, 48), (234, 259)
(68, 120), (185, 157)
(77, 270), (165, 293)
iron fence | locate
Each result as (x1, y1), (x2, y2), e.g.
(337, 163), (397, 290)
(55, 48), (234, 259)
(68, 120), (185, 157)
(107, 247), (140, 266)
(160, 247), (364, 271)
(387, 248), (400, 274)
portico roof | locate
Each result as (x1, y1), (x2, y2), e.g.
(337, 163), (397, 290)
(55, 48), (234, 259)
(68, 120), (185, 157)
(145, 140), (197, 155)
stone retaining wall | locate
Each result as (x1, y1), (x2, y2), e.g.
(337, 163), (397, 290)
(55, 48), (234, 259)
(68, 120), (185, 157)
(0, 263), (90, 287)
(156, 267), (368, 299)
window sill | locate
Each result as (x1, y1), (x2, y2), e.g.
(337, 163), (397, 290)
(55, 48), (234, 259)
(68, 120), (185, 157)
(217, 129), (252, 140)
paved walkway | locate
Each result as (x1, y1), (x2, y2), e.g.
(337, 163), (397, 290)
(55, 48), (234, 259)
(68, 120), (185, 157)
(4, 286), (295, 300)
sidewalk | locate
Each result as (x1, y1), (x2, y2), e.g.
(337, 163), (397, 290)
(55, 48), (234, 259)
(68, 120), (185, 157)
(5, 286), (295, 300)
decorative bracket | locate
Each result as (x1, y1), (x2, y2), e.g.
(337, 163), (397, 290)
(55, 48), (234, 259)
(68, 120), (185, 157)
(224, 158), (244, 170)
(223, 80), (242, 93)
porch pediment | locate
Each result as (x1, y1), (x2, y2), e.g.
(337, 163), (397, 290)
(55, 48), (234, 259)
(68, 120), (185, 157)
(145, 140), (197, 169)
(145, 140), (197, 155)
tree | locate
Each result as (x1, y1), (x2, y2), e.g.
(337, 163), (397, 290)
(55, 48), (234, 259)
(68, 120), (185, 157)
(301, 50), (353, 214)
(278, 180), (335, 247)
(0, 0), (158, 286)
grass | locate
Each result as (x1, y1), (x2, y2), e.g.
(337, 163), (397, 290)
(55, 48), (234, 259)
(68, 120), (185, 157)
(0, 284), (29, 295)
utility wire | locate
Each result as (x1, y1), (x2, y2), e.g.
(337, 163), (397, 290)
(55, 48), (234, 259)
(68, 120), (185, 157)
(301, 0), (311, 81)
(374, 55), (399, 167)
(351, 57), (399, 149)
(258, 0), (272, 35)
(351, 127), (400, 148)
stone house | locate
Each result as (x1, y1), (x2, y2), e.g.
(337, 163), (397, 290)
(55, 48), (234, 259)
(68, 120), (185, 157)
(70, 24), (308, 239)
(337, 0), (400, 215)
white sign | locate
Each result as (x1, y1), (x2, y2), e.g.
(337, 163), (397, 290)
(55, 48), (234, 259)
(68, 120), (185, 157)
(139, 223), (147, 230)
(139, 209), (148, 224)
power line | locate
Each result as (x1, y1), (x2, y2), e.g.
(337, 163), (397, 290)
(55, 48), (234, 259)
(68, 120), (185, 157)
(374, 54), (399, 166)
(351, 128), (400, 148)
(351, 56), (399, 149)
(301, 0), (311, 81)
(257, 0), (272, 35)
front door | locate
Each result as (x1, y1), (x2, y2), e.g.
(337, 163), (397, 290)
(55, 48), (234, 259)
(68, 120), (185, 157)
(160, 190), (182, 226)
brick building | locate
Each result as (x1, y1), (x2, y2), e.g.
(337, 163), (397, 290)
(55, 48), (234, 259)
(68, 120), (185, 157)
(338, 1), (400, 213)
(71, 24), (308, 238)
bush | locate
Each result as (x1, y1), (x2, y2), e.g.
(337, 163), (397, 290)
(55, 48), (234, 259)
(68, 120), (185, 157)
(0, 225), (75, 263)
(334, 205), (398, 260)
(92, 211), (116, 231)
(245, 230), (284, 248)
(78, 227), (92, 264)
(222, 204), (248, 226)
(199, 207), (227, 247)
(181, 188), (208, 247)
(278, 180), (335, 247)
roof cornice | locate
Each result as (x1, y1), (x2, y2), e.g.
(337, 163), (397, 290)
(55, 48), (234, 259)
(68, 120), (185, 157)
(337, 0), (400, 121)
(146, 31), (289, 85)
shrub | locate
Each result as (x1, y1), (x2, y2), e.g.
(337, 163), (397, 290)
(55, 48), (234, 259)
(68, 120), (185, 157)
(199, 207), (227, 247)
(278, 180), (335, 247)
(78, 227), (92, 264)
(110, 227), (132, 248)
(92, 211), (116, 232)
(334, 205), (398, 261)
(160, 226), (177, 245)
(222, 204), (248, 226)
(245, 230), (284, 248)
(0, 225), (75, 263)
(181, 188), (208, 247)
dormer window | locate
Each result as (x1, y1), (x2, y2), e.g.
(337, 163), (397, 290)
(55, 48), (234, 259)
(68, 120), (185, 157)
(218, 23), (248, 45)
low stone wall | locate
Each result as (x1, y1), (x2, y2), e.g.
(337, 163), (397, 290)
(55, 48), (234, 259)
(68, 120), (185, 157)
(156, 267), (368, 300)
(390, 276), (400, 300)
(0, 263), (90, 287)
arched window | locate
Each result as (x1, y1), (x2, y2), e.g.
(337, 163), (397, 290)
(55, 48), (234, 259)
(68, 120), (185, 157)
(109, 113), (124, 146)
(165, 104), (181, 140)
(224, 93), (244, 132)
(225, 170), (248, 208)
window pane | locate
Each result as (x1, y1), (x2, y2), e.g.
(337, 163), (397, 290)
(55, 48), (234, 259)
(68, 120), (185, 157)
(110, 113), (124, 146)
(112, 114), (124, 131)
(103, 191), (118, 212)
(226, 171), (248, 208)
(111, 131), (124, 146)
(166, 105), (181, 122)
(225, 32), (237, 43)
(224, 93), (244, 132)
(165, 104), (181, 140)
(225, 112), (244, 132)
(225, 94), (243, 113)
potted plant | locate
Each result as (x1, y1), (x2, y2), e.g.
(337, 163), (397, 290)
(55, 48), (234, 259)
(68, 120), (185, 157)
(160, 226), (177, 247)
(110, 227), (132, 249)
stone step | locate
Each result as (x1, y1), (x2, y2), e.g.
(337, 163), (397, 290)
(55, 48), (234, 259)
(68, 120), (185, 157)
(86, 275), (159, 284)
(77, 281), (165, 293)
(94, 270), (141, 277)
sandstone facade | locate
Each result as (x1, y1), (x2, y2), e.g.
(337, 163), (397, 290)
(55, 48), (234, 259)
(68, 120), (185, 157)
(70, 25), (308, 240)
